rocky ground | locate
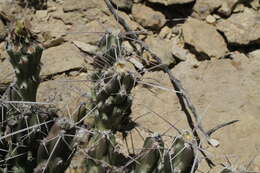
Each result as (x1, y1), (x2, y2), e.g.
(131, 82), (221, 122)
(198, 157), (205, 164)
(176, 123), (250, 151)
(0, 0), (260, 172)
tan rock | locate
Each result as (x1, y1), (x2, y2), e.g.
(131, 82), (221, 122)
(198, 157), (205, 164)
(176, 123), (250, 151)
(0, 19), (6, 41)
(193, 0), (222, 19)
(205, 15), (216, 24)
(132, 4), (166, 30)
(193, 0), (241, 18)
(41, 42), (85, 76)
(217, 0), (240, 17)
(182, 18), (228, 59)
(217, 8), (260, 45)
(36, 10), (48, 19)
(145, 36), (176, 65)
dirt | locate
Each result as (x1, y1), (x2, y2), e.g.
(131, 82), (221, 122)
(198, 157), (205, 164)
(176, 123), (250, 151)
(0, 0), (259, 172)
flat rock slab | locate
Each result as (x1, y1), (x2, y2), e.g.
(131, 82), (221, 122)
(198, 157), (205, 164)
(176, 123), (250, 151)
(147, 0), (194, 5)
(132, 3), (166, 30)
(217, 8), (260, 45)
(182, 17), (228, 59)
(37, 74), (90, 116)
(41, 42), (85, 76)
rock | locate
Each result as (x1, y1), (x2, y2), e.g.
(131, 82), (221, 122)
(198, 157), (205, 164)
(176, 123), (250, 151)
(111, 0), (133, 10)
(43, 37), (65, 48)
(72, 41), (98, 55)
(205, 15), (216, 24)
(250, 0), (260, 10)
(0, 58), (14, 85)
(122, 41), (134, 53)
(65, 14), (123, 44)
(37, 75), (90, 112)
(217, 0), (240, 17)
(248, 49), (260, 59)
(192, 0), (222, 19)
(0, 19), (6, 41)
(217, 8), (260, 45)
(41, 42), (85, 76)
(32, 18), (67, 38)
(182, 18), (228, 59)
(0, 42), (14, 84)
(85, 8), (107, 22)
(62, 0), (109, 13)
(146, 0), (194, 5)
(145, 36), (176, 65)
(36, 10), (48, 19)
(193, 0), (241, 19)
(159, 26), (172, 39)
(171, 39), (191, 61)
(117, 11), (143, 31)
(132, 4), (166, 30)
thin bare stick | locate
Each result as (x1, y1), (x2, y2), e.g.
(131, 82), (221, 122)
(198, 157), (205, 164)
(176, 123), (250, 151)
(207, 120), (239, 136)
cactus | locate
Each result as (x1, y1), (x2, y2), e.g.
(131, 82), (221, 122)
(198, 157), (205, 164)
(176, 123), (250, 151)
(17, 0), (47, 10)
(163, 131), (195, 173)
(5, 19), (42, 102)
(0, 19), (75, 173)
(133, 135), (164, 173)
(80, 29), (137, 173)
(35, 118), (76, 173)
(84, 29), (136, 133)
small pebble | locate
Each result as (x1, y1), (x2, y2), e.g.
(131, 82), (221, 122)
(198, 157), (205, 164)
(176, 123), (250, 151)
(206, 15), (216, 24)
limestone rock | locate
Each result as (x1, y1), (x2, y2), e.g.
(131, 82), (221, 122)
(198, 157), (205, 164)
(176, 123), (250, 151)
(205, 15), (216, 24)
(145, 36), (176, 65)
(132, 4), (166, 30)
(217, 0), (240, 17)
(182, 18), (228, 59)
(41, 42), (85, 76)
(192, 0), (222, 19)
(217, 8), (260, 45)
(193, 0), (241, 19)
(37, 75), (90, 112)
(146, 0), (194, 5)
